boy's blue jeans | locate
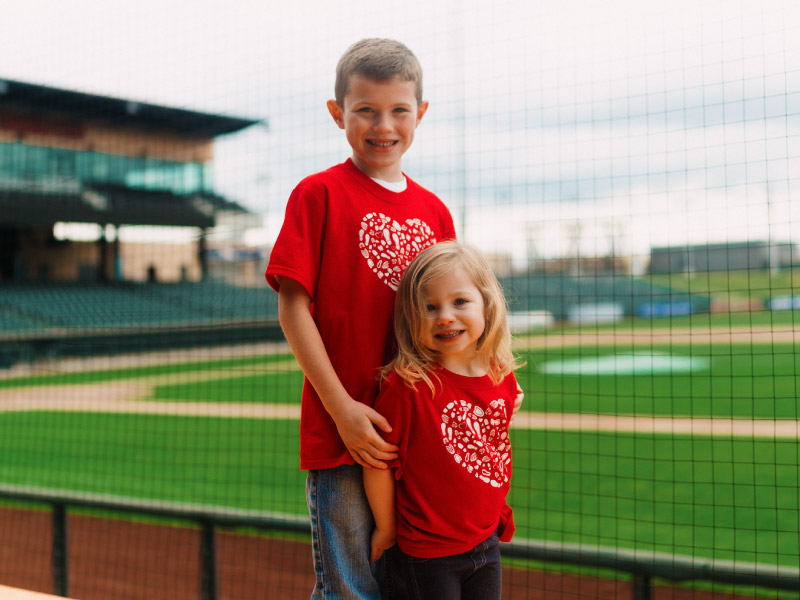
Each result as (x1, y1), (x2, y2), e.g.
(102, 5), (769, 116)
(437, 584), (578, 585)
(398, 531), (502, 600)
(307, 464), (403, 600)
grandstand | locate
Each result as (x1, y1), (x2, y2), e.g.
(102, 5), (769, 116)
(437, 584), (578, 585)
(0, 78), (714, 368)
(0, 79), (278, 368)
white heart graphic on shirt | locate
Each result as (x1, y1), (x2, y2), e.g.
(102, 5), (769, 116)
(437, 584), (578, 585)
(441, 399), (511, 488)
(359, 213), (438, 290)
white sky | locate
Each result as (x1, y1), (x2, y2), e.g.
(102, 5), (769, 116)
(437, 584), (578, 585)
(3, 0), (799, 267)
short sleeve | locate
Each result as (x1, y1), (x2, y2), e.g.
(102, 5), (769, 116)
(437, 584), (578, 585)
(439, 208), (457, 243)
(265, 182), (327, 298)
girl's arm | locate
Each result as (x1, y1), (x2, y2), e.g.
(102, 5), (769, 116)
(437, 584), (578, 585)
(363, 467), (397, 562)
(511, 382), (524, 424)
(277, 277), (399, 469)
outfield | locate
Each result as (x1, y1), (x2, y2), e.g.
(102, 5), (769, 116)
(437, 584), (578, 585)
(0, 326), (798, 575)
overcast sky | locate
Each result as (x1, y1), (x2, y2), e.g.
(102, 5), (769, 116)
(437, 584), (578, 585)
(3, 0), (799, 265)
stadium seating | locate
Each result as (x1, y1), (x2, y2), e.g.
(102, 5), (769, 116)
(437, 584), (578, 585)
(0, 281), (278, 334)
(0, 281), (281, 366)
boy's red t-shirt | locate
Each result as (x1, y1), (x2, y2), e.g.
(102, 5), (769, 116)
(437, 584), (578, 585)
(265, 159), (456, 470)
(375, 368), (517, 558)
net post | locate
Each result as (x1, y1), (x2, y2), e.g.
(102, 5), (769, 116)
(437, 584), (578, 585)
(633, 573), (652, 600)
(51, 503), (69, 597)
(200, 520), (218, 600)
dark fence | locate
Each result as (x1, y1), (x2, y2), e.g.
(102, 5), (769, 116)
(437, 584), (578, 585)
(0, 484), (797, 600)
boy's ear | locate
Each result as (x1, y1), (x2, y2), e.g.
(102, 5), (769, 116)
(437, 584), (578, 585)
(415, 100), (430, 126)
(327, 99), (345, 129)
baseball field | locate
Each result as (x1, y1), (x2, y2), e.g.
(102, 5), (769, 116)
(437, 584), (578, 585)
(1, 312), (798, 588)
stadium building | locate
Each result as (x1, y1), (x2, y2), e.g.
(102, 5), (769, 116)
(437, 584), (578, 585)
(649, 241), (800, 274)
(0, 78), (278, 367)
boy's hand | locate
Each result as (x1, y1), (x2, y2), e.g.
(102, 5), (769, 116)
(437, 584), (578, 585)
(510, 383), (524, 425)
(369, 527), (396, 562)
(333, 399), (399, 469)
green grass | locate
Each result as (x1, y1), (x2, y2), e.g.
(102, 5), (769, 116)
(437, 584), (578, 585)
(2, 335), (799, 580)
(645, 269), (800, 303)
(0, 412), (305, 515)
(0, 410), (797, 568)
(509, 430), (800, 567)
(151, 370), (304, 403)
(535, 309), (800, 334)
(142, 344), (800, 419)
(518, 344), (800, 419)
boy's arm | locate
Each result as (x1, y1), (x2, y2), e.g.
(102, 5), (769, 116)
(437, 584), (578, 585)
(277, 276), (399, 469)
(363, 467), (397, 562)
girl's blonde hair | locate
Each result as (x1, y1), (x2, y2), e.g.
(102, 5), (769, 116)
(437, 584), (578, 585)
(386, 240), (521, 391)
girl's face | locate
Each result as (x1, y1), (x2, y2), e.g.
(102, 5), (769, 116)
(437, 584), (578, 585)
(420, 266), (486, 376)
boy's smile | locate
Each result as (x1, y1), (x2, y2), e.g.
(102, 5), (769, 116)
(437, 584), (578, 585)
(328, 74), (428, 182)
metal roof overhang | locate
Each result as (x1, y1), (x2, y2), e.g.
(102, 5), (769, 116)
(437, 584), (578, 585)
(0, 184), (229, 228)
(0, 78), (263, 137)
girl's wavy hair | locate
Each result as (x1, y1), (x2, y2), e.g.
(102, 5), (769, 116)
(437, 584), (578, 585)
(385, 240), (521, 391)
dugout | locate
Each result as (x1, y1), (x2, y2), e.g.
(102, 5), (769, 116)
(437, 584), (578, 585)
(0, 78), (279, 367)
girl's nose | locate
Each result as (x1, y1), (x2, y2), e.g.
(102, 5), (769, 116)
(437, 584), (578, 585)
(436, 310), (455, 324)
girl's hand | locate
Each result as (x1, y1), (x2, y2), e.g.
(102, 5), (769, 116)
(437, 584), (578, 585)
(369, 527), (396, 562)
(510, 383), (524, 425)
(333, 399), (399, 469)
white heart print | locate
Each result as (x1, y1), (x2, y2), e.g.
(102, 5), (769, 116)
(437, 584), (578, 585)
(441, 398), (511, 488)
(359, 212), (438, 290)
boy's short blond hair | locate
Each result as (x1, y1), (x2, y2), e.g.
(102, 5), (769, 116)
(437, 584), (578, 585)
(334, 38), (423, 106)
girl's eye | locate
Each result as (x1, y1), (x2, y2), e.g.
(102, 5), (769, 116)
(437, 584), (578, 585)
(454, 298), (467, 306)
(425, 304), (436, 312)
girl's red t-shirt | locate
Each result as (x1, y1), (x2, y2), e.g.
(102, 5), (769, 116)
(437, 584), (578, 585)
(375, 367), (517, 558)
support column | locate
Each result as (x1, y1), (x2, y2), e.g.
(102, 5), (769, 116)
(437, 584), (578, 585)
(97, 224), (109, 283)
(198, 228), (208, 281)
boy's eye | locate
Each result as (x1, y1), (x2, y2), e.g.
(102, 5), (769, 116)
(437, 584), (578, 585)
(454, 298), (467, 306)
(356, 107), (373, 113)
(393, 107), (409, 113)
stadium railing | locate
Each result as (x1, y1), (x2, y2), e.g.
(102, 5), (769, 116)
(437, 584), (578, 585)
(0, 484), (797, 600)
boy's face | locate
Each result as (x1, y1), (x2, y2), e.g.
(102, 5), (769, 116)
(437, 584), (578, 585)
(327, 74), (428, 182)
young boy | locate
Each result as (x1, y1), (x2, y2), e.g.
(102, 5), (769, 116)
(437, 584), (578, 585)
(265, 38), (457, 599)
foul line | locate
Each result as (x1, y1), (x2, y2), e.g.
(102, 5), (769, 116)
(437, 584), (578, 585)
(511, 412), (800, 438)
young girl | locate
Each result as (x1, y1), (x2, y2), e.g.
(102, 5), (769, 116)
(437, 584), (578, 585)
(364, 240), (521, 600)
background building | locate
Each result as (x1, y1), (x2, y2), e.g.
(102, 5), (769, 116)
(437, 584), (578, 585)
(0, 78), (259, 283)
(649, 241), (800, 274)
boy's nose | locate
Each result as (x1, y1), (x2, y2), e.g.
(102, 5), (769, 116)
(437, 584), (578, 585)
(374, 113), (393, 132)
